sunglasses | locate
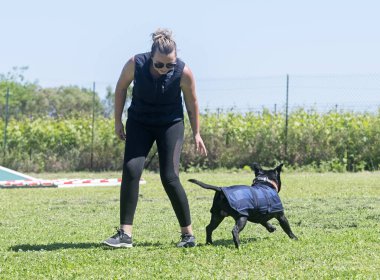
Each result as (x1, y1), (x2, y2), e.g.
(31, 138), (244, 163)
(153, 61), (177, 69)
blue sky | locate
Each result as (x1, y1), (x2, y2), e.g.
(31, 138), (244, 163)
(1, 0), (380, 103)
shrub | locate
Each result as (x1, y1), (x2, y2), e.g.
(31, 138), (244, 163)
(1, 109), (380, 172)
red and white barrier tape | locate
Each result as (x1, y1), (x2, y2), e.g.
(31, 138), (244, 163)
(0, 178), (146, 188)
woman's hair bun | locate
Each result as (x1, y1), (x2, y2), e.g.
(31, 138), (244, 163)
(151, 28), (177, 55)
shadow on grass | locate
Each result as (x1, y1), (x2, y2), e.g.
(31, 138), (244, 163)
(10, 237), (270, 251)
(196, 236), (267, 248)
(10, 241), (169, 252)
(10, 242), (103, 252)
(134, 241), (166, 247)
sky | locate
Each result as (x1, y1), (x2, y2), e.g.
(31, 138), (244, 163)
(1, 0), (380, 108)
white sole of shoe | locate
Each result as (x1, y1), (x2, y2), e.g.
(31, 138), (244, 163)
(103, 241), (133, 248)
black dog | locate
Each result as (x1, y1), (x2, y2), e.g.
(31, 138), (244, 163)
(188, 163), (298, 248)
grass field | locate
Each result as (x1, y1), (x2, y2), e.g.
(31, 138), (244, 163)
(1, 170), (379, 279)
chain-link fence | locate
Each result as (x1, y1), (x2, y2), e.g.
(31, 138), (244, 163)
(196, 74), (380, 113)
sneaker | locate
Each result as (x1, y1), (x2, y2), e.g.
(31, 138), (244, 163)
(177, 233), (196, 248)
(103, 229), (133, 248)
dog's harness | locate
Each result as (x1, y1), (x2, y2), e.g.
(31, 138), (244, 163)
(253, 176), (279, 192)
(221, 184), (284, 216)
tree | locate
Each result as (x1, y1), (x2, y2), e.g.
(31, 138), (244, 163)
(0, 67), (40, 120)
(40, 86), (104, 118)
(102, 85), (132, 119)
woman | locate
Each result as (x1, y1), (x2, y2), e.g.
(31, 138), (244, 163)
(104, 28), (207, 248)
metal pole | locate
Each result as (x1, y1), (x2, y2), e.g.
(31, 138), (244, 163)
(285, 75), (289, 159)
(3, 87), (10, 154)
(91, 82), (95, 170)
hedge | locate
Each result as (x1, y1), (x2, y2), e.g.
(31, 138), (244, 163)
(1, 109), (380, 172)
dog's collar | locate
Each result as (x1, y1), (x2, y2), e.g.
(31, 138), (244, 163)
(253, 176), (279, 192)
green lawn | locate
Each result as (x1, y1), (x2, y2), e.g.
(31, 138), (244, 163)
(1, 171), (379, 279)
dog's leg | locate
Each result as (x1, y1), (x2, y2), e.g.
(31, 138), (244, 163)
(206, 213), (225, 245)
(261, 221), (276, 233)
(276, 213), (298, 240)
(232, 216), (248, 249)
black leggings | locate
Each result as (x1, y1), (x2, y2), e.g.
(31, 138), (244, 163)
(120, 118), (191, 227)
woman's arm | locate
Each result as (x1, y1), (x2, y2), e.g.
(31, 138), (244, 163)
(181, 65), (207, 156)
(114, 57), (135, 140)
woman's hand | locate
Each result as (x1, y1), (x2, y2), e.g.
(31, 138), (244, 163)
(115, 121), (126, 141)
(194, 133), (207, 156)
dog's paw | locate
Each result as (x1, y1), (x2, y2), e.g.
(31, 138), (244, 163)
(268, 226), (276, 233)
(290, 235), (299, 241)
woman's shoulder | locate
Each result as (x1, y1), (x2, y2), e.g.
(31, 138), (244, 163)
(134, 52), (151, 65)
(176, 57), (185, 67)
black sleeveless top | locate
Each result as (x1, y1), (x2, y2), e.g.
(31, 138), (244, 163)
(127, 52), (185, 125)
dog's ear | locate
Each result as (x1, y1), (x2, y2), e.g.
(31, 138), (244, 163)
(252, 162), (262, 176)
(275, 163), (284, 173)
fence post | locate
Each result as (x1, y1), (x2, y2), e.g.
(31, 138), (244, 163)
(3, 87), (10, 155)
(90, 82), (96, 170)
(284, 74), (289, 160)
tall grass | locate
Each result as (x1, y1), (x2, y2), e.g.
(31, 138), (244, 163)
(1, 170), (379, 279)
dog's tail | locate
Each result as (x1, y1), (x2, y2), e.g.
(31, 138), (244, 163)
(188, 179), (222, 192)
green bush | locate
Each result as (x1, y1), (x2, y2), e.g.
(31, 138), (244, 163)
(1, 108), (380, 172)
(183, 108), (380, 172)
